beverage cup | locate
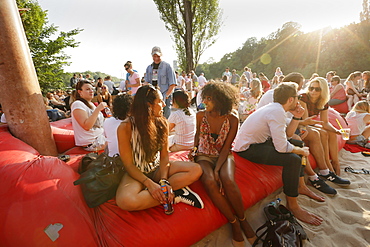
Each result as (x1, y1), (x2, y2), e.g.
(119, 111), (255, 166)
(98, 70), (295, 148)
(340, 128), (350, 140)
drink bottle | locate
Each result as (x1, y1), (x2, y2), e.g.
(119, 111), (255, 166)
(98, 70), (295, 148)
(104, 107), (112, 118)
(160, 180), (174, 215)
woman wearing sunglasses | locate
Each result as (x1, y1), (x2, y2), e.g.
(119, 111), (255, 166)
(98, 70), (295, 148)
(97, 85), (112, 108)
(299, 77), (349, 180)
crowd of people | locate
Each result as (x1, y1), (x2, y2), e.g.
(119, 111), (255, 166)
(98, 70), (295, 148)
(3, 45), (370, 246)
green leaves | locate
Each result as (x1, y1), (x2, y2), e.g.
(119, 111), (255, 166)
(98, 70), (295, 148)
(17, 0), (82, 93)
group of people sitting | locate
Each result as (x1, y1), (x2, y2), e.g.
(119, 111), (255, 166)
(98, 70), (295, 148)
(65, 64), (370, 246)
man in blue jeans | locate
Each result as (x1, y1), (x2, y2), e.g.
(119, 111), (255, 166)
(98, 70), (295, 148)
(144, 46), (176, 119)
(233, 82), (323, 226)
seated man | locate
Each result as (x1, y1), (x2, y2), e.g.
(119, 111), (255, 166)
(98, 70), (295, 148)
(257, 72), (344, 195)
(233, 83), (323, 226)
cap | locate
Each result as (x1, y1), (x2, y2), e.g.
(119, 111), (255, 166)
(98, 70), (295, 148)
(151, 46), (162, 56)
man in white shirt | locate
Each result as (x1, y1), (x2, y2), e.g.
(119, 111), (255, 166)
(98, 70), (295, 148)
(256, 72), (348, 195)
(197, 73), (207, 88)
(233, 82), (323, 226)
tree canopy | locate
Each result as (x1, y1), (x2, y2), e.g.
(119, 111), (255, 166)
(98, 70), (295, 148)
(153, 0), (222, 73)
(198, 19), (370, 80)
(17, 0), (82, 93)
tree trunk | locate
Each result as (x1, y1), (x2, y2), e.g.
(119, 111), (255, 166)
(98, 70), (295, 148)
(0, 0), (58, 156)
(184, 0), (194, 72)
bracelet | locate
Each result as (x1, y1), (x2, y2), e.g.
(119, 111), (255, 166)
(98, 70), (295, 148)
(159, 179), (170, 185)
(292, 117), (302, 121)
(142, 177), (148, 184)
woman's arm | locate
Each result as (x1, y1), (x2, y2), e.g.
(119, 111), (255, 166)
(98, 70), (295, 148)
(364, 114), (370, 124)
(169, 122), (175, 132)
(330, 84), (342, 98)
(73, 102), (106, 130)
(108, 93), (113, 107)
(159, 127), (171, 181)
(193, 111), (204, 148)
(346, 80), (361, 97)
(320, 109), (340, 133)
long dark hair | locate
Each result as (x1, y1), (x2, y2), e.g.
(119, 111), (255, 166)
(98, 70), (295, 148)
(131, 85), (168, 163)
(74, 80), (94, 109)
(173, 90), (191, 116)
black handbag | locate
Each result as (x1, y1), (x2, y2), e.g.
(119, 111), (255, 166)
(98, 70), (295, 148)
(74, 152), (125, 208)
(253, 201), (306, 247)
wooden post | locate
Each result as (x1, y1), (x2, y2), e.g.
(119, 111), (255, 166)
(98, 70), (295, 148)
(0, 0), (58, 156)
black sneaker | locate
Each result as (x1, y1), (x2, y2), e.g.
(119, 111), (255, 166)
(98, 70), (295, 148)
(174, 186), (204, 209)
(309, 177), (337, 195)
(319, 171), (351, 186)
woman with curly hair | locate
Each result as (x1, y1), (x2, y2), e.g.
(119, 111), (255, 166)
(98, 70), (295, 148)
(116, 85), (204, 211)
(192, 82), (256, 246)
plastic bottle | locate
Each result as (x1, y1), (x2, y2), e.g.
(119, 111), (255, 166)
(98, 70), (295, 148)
(160, 180), (174, 215)
(104, 107), (112, 118)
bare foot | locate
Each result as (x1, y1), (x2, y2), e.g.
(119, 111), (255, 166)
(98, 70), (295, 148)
(288, 206), (323, 226)
(299, 184), (325, 202)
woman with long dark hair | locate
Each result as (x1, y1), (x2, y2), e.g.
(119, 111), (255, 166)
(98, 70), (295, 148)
(116, 85), (204, 211)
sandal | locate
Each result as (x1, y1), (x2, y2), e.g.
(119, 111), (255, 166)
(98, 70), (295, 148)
(344, 166), (370, 174)
(362, 151), (370, 157)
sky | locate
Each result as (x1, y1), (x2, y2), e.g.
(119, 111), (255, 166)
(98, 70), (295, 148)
(37, 0), (363, 79)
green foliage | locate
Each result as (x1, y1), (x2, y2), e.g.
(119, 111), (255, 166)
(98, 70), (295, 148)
(153, 0), (222, 72)
(16, 0), (82, 93)
(199, 20), (370, 80)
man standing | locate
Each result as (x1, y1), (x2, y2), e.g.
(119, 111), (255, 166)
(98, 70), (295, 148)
(230, 69), (240, 86)
(70, 74), (79, 88)
(145, 46), (176, 119)
(197, 72), (207, 88)
(104, 76), (115, 94)
(233, 83), (323, 226)
(222, 67), (232, 83)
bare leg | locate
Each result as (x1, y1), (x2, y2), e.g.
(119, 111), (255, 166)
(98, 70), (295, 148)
(327, 131), (340, 175)
(347, 95), (353, 109)
(220, 158), (256, 243)
(199, 160), (244, 243)
(362, 125), (370, 138)
(116, 161), (202, 211)
(286, 195), (323, 226)
(317, 128), (335, 172)
(304, 127), (330, 171)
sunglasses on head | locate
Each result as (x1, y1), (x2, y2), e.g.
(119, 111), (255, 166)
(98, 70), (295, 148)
(308, 86), (322, 92)
(145, 84), (157, 97)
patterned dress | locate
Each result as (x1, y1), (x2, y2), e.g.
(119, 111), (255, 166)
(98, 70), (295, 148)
(198, 113), (230, 157)
(129, 117), (160, 174)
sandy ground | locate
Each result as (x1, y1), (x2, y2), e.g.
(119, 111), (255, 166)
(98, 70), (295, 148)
(192, 148), (370, 247)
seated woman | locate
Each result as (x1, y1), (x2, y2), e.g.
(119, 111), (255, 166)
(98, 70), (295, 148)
(345, 100), (370, 148)
(116, 85), (204, 211)
(97, 85), (112, 108)
(362, 71), (370, 94)
(71, 80), (107, 152)
(299, 77), (350, 182)
(258, 72), (270, 92)
(345, 71), (363, 109)
(168, 90), (196, 152)
(46, 92), (67, 112)
(238, 78), (262, 122)
(193, 82), (256, 246)
(104, 94), (133, 157)
(328, 75), (347, 106)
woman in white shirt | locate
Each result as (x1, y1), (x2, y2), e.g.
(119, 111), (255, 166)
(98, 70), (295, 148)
(168, 90), (196, 152)
(346, 100), (370, 148)
(71, 80), (107, 151)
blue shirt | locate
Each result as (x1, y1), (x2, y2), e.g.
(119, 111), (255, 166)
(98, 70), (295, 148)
(145, 60), (176, 95)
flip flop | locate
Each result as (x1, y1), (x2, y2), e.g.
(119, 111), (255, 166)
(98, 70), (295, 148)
(362, 151), (370, 157)
(344, 166), (370, 174)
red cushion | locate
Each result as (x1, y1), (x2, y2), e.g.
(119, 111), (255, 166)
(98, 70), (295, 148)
(330, 101), (349, 114)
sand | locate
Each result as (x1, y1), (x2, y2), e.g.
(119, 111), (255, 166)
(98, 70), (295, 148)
(192, 148), (370, 247)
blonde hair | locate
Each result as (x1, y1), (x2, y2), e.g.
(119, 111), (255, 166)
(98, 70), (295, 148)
(250, 78), (262, 99)
(351, 100), (370, 113)
(345, 71), (362, 83)
(306, 77), (329, 110)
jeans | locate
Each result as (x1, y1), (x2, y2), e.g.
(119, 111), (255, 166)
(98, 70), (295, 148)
(236, 139), (303, 197)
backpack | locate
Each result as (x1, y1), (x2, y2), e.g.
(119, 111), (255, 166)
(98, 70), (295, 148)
(252, 199), (307, 247)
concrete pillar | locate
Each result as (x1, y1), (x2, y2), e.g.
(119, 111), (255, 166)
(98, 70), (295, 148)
(0, 0), (58, 156)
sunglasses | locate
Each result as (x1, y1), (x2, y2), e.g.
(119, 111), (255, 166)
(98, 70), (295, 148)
(308, 86), (322, 92)
(145, 84), (157, 97)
